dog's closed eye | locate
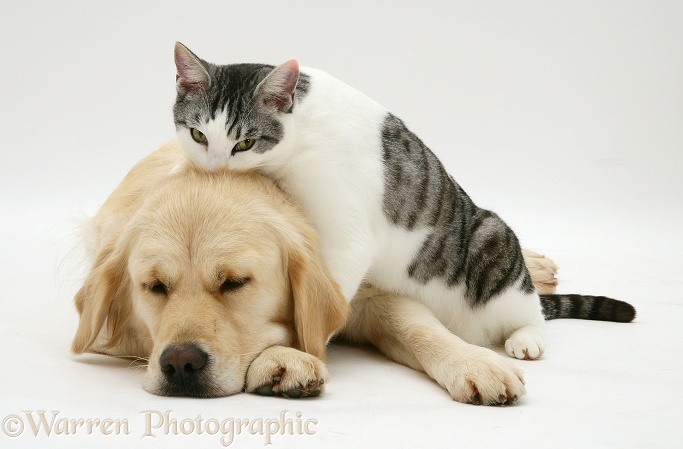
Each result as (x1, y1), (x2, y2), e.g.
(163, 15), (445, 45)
(220, 278), (249, 294)
(146, 281), (169, 296)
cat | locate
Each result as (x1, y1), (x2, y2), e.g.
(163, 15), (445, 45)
(171, 42), (635, 404)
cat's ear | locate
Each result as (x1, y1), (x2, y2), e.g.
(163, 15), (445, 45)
(254, 59), (300, 113)
(174, 42), (211, 94)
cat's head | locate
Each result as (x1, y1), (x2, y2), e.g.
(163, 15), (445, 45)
(173, 42), (304, 172)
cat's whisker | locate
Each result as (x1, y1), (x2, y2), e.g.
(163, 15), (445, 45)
(444, 311), (460, 333)
(252, 161), (298, 171)
(251, 158), (324, 172)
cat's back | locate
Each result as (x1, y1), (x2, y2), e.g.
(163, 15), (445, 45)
(298, 66), (387, 120)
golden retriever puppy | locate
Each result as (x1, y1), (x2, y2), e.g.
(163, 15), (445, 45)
(71, 141), (348, 398)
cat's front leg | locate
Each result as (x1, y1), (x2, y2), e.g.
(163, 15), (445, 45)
(340, 287), (526, 405)
(505, 324), (546, 360)
(472, 288), (547, 360)
(319, 241), (376, 300)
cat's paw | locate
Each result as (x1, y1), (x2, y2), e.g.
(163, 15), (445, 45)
(505, 326), (546, 360)
(246, 346), (327, 398)
(522, 249), (559, 294)
(437, 347), (526, 405)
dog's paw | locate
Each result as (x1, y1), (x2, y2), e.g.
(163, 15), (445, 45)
(246, 346), (328, 399)
(505, 326), (546, 360)
(522, 249), (559, 294)
(437, 347), (526, 405)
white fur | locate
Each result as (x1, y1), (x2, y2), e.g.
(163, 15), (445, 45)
(176, 66), (546, 357)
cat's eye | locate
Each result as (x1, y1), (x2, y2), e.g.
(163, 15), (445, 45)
(191, 128), (207, 144)
(233, 139), (256, 154)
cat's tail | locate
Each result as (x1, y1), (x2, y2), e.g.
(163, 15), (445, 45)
(540, 294), (636, 322)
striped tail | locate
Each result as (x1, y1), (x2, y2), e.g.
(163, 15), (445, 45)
(540, 294), (636, 322)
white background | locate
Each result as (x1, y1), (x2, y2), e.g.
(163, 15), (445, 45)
(1, 1), (681, 448)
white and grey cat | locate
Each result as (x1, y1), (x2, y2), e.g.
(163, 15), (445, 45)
(172, 42), (634, 403)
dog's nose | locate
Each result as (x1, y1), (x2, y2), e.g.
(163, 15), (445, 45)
(159, 344), (208, 387)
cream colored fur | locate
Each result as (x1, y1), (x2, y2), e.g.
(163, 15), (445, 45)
(72, 140), (557, 403)
(71, 141), (348, 397)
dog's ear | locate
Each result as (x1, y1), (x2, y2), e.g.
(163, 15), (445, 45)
(71, 241), (132, 355)
(287, 227), (349, 361)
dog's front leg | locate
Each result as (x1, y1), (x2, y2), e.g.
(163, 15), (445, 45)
(245, 346), (327, 398)
(339, 287), (526, 405)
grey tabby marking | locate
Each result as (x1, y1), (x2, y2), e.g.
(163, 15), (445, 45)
(540, 294), (636, 322)
(381, 113), (535, 304)
(173, 56), (310, 154)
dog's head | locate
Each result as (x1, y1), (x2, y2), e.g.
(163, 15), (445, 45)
(71, 165), (348, 397)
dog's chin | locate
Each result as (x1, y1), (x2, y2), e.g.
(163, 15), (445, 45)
(141, 370), (245, 398)
(147, 384), (239, 398)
